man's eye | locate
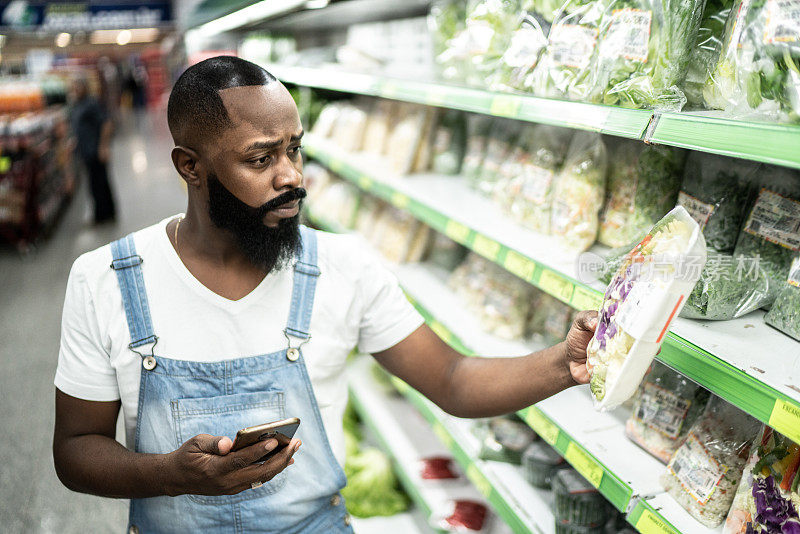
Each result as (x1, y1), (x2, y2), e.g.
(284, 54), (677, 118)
(255, 155), (270, 164)
(290, 145), (303, 155)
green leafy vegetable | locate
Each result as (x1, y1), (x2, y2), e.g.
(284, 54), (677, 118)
(765, 259), (800, 340)
(681, 0), (733, 108)
(342, 447), (409, 517)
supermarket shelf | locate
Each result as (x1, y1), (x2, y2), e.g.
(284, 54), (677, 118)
(275, 63), (800, 168)
(303, 132), (800, 448)
(271, 64), (652, 139)
(649, 112), (800, 170)
(348, 357), (521, 534)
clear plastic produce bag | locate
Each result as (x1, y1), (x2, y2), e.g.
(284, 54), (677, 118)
(723, 426), (800, 534)
(488, 8), (549, 92)
(580, 0), (708, 110)
(431, 109), (467, 175)
(598, 139), (685, 248)
(703, 0), (800, 122)
(507, 125), (574, 234)
(765, 257), (800, 340)
(463, 114), (494, 187)
(550, 131), (607, 251)
(527, 291), (574, 344)
(588, 206), (707, 410)
(661, 396), (762, 528)
(681, 0), (733, 108)
(677, 152), (759, 254)
(475, 119), (520, 198)
(625, 361), (710, 463)
(430, 0), (469, 81)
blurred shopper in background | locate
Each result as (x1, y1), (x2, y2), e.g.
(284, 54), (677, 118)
(70, 76), (117, 224)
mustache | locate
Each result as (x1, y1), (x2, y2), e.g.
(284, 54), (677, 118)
(257, 188), (307, 216)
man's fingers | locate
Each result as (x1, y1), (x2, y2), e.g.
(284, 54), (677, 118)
(575, 310), (599, 332)
(193, 434), (228, 455)
(228, 438), (278, 470)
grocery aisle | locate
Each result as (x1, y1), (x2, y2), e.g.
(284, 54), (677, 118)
(0, 110), (184, 533)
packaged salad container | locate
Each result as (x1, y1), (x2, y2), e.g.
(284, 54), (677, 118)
(522, 440), (569, 489)
(661, 396), (761, 528)
(588, 205), (707, 410)
(723, 426), (800, 534)
(553, 469), (610, 526)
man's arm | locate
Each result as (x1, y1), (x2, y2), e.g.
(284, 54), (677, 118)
(53, 389), (300, 499)
(372, 311), (597, 419)
(97, 119), (113, 163)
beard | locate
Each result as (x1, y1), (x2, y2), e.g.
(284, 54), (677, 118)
(207, 173), (306, 271)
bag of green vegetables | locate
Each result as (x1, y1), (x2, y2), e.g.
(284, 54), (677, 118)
(681, 0), (733, 108)
(765, 257), (800, 340)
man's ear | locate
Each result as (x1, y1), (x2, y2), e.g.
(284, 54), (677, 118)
(171, 146), (202, 187)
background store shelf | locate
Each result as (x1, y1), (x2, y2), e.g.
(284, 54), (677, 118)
(302, 132), (800, 449)
(275, 64), (800, 169)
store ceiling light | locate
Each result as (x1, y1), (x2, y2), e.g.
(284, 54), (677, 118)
(192, 0), (306, 37)
(55, 32), (71, 48)
(90, 28), (159, 45)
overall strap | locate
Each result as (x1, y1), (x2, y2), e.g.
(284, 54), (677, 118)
(110, 234), (158, 351)
(285, 225), (321, 341)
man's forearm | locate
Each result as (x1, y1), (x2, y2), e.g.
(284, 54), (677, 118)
(442, 343), (575, 418)
(54, 434), (174, 499)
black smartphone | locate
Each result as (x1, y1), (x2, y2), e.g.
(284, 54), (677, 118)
(231, 417), (300, 463)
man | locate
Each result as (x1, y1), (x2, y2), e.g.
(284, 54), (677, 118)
(70, 76), (117, 224)
(53, 57), (596, 533)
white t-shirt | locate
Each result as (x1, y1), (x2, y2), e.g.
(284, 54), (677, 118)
(55, 216), (423, 466)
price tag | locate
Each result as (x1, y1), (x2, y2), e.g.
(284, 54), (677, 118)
(444, 219), (471, 244)
(565, 442), (603, 488)
(382, 82), (399, 98)
(635, 508), (677, 534)
(539, 270), (575, 302)
(430, 320), (453, 345)
(432, 421), (454, 448)
(503, 250), (536, 281)
(489, 95), (522, 118)
(358, 175), (373, 190)
(769, 399), (800, 445)
(571, 286), (603, 311)
(472, 234), (500, 261)
(425, 86), (448, 106)
(466, 464), (492, 497)
(391, 191), (409, 209)
(329, 158), (344, 174)
(0, 157), (10, 174)
(525, 408), (559, 446)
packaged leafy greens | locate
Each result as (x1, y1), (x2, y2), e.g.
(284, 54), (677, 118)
(431, 109), (467, 175)
(723, 426), (800, 534)
(765, 257), (800, 340)
(507, 125), (574, 234)
(598, 139), (685, 248)
(703, 0), (800, 122)
(661, 396), (761, 528)
(430, 0), (468, 81)
(488, 7), (549, 93)
(588, 206), (706, 409)
(550, 132), (607, 251)
(681, 0), (734, 108)
(476, 119), (520, 198)
(580, 0), (708, 110)
(626, 361), (710, 463)
(678, 152), (759, 254)
(463, 114), (494, 187)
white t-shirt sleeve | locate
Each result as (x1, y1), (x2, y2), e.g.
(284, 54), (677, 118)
(356, 248), (424, 354)
(54, 256), (120, 401)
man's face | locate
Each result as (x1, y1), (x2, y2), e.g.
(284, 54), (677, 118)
(201, 83), (307, 270)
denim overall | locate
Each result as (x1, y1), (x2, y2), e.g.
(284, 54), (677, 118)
(110, 226), (352, 534)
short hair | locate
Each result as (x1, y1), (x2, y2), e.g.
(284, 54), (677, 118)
(167, 56), (277, 147)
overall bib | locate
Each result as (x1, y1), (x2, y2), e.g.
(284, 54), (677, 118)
(110, 226), (352, 534)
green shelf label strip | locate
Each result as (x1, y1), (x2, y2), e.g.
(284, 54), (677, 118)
(628, 501), (680, 534)
(305, 138), (800, 451)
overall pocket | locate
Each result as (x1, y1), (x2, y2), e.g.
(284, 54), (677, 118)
(171, 389), (287, 504)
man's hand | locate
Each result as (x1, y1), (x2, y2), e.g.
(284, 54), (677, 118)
(164, 434), (301, 497)
(564, 310), (598, 385)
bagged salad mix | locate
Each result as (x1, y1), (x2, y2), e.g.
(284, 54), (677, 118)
(661, 396), (762, 528)
(765, 257), (800, 340)
(588, 205), (707, 409)
(703, 0), (800, 122)
(430, 0), (469, 81)
(431, 109), (467, 175)
(681, 0), (733, 108)
(578, 0), (708, 110)
(463, 114), (494, 186)
(550, 132), (608, 251)
(476, 119), (520, 198)
(598, 140), (685, 248)
(625, 361), (710, 463)
(678, 152), (759, 254)
(488, 5), (549, 92)
(723, 426), (800, 534)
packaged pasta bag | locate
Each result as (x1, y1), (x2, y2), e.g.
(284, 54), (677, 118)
(678, 152), (759, 254)
(363, 100), (398, 155)
(681, 0), (734, 108)
(732, 167), (800, 308)
(765, 256), (800, 340)
(463, 114), (494, 187)
(387, 105), (429, 175)
(581, 0), (708, 110)
(723, 426), (800, 534)
(587, 206), (706, 409)
(531, 0), (605, 99)
(598, 139), (685, 248)
(661, 396), (762, 528)
(337, 104), (370, 152)
(625, 361), (710, 464)
(703, 0), (800, 122)
(311, 102), (345, 138)
(431, 109), (467, 175)
(550, 131), (607, 251)
(507, 125), (573, 234)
